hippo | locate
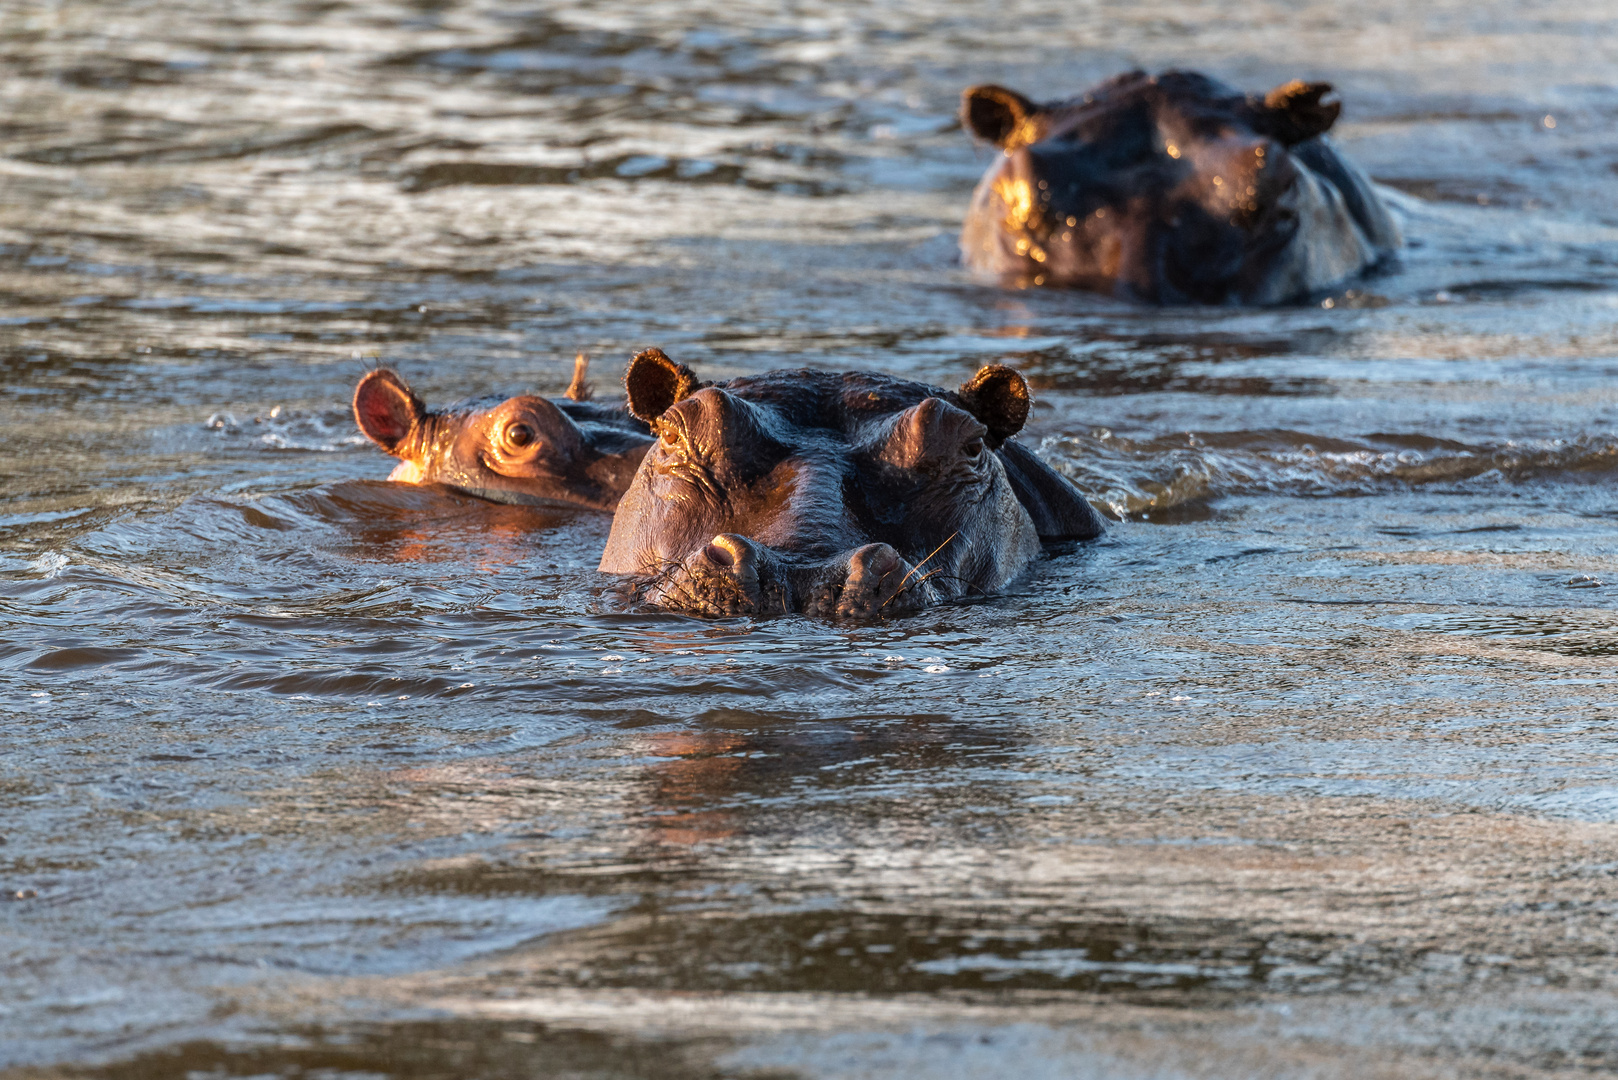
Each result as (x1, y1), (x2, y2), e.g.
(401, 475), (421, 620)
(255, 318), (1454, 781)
(959, 70), (1401, 304)
(598, 349), (1104, 618)
(352, 356), (652, 512)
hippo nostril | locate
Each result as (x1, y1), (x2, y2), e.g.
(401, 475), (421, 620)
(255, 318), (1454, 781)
(703, 541), (735, 567)
(863, 545), (899, 574)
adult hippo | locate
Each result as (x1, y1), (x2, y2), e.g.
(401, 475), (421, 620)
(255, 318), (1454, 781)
(352, 357), (651, 512)
(599, 349), (1104, 618)
(959, 70), (1401, 304)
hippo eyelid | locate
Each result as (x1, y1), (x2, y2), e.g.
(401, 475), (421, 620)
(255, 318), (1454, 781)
(658, 408), (707, 453)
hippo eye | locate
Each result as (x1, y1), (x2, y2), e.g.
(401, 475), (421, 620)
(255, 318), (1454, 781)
(963, 438), (984, 458)
(504, 422), (535, 448)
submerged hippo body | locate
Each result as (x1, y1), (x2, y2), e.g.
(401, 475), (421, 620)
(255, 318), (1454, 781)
(599, 349), (1104, 618)
(353, 359), (651, 512)
(960, 70), (1401, 304)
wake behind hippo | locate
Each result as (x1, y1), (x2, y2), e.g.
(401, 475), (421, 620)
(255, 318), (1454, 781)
(353, 356), (652, 512)
(599, 349), (1104, 618)
(960, 70), (1401, 304)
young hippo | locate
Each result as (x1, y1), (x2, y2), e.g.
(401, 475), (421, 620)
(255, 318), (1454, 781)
(959, 70), (1401, 304)
(352, 357), (651, 512)
(599, 349), (1104, 618)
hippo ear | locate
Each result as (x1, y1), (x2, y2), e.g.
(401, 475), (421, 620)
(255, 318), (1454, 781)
(623, 347), (701, 423)
(961, 85), (1041, 150)
(1257, 80), (1341, 144)
(565, 352), (594, 402)
(353, 368), (425, 455)
(957, 364), (1031, 446)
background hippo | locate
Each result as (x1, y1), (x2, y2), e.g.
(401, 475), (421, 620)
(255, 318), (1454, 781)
(353, 357), (651, 512)
(599, 349), (1104, 618)
(960, 70), (1402, 304)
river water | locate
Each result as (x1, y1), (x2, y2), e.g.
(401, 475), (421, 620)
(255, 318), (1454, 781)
(6, 1), (1618, 1076)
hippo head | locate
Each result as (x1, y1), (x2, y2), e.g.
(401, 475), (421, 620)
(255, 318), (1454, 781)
(352, 366), (649, 512)
(599, 350), (1043, 617)
(960, 70), (1397, 304)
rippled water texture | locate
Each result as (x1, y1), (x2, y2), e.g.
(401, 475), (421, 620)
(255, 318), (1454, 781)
(7, 2), (1618, 1076)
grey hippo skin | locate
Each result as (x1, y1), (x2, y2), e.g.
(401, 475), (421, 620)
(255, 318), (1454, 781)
(960, 70), (1402, 304)
(353, 356), (652, 512)
(598, 348), (1105, 619)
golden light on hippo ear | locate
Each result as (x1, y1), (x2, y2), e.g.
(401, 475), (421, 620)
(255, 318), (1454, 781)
(353, 368), (425, 456)
(623, 347), (703, 423)
(1258, 80), (1341, 144)
(961, 85), (1042, 150)
(957, 364), (1031, 446)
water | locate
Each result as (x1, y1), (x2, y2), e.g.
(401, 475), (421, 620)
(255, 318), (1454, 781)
(5, 1), (1618, 1076)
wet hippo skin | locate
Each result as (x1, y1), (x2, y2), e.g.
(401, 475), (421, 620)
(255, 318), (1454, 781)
(960, 70), (1402, 304)
(352, 357), (652, 512)
(599, 349), (1105, 618)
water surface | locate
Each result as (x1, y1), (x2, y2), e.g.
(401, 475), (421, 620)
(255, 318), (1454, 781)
(6, 1), (1618, 1076)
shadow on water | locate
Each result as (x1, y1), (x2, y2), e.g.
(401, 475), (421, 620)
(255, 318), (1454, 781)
(1387, 609), (1618, 658)
(34, 1021), (759, 1080)
(1009, 329), (1339, 399)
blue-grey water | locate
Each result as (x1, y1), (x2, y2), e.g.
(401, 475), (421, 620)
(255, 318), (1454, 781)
(6, 2), (1618, 1077)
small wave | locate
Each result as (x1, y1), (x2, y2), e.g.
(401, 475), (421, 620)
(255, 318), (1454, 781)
(203, 406), (367, 453)
(398, 153), (847, 197)
(18, 122), (383, 167)
(1046, 429), (1618, 518)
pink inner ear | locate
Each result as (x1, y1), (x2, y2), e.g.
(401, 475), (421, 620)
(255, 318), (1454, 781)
(354, 374), (420, 452)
